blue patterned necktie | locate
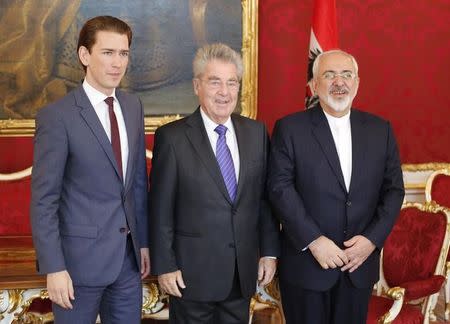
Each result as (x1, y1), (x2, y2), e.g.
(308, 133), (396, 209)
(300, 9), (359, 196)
(214, 124), (237, 201)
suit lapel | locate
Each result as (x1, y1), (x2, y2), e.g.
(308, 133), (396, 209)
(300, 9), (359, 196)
(310, 107), (347, 192)
(232, 115), (248, 205)
(75, 86), (123, 184)
(116, 90), (136, 192)
(185, 109), (233, 205)
(348, 110), (366, 194)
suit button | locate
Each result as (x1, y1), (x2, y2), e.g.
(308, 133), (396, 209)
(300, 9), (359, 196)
(119, 227), (127, 233)
(346, 201), (352, 207)
(228, 243), (235, 248)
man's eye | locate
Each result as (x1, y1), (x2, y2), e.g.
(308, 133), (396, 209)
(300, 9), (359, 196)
(323, 72), (335, 79)
(342, 72), (353, 79)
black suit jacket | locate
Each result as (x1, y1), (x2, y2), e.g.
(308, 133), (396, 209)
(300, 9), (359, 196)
(268, 106), (404, 291)
(149, 108), (280, 301)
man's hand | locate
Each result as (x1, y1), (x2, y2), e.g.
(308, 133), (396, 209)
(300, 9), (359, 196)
(47, 270), (74, 309)
(341, 235), (376, 273)
(158, 270), (186, 297)
(309, 236), (349, 269)
(258, 257), (277, 287)
(140, 248), (150, 279)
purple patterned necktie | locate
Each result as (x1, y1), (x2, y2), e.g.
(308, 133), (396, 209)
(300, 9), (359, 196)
(215, 124), (237, 201)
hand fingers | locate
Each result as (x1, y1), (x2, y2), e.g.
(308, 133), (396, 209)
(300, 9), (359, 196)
(260, 267), (276, 286)
(176, 272), (186, 289)
(49, 288), (72, 309)
(68, 281), (75, 301)
(258, 264), (264, 281)
(141, 258), (150, 279)
(161, 279), (182, 297)
(343, 237), (357, 247)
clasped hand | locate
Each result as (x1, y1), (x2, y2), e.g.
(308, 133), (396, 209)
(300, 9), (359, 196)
(309, 235), (375, 273)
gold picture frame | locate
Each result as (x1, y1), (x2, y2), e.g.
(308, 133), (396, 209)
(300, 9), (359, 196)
(0, 0), (258, 136)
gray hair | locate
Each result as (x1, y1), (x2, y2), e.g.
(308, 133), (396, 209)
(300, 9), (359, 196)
(312, 49), (359, 79)
(193, 43), (243, 80)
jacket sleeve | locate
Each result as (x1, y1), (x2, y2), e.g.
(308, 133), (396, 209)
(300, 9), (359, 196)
(267, 119), (322, 251)
(148, 127), (179, 275)
(362, 122), (405, 249)
(135, 99), (149, 248)
(30, 107), (67, 274)
(259, 126), (280, 257)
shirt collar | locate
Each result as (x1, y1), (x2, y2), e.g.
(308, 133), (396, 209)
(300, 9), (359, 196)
(199, 107), (234, 134)
(82, 79), (117, 107)
(323, 108), (351, 127)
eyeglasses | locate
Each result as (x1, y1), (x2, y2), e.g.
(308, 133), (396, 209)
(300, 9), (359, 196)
(322, 71), (356, 81)
(199, 78), (240, 91)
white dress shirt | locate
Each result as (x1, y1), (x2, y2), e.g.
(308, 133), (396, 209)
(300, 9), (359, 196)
(324, 109), (352, 192)
(83, 80), (129, 183)
(302, 109), (353, 252)
(200, 107), (240, 182)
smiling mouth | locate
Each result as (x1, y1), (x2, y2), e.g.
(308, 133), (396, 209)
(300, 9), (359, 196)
(330, 88), (348, 96)
(215, 99), (230, 104)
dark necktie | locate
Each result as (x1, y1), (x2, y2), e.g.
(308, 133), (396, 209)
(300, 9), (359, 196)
(214, 124), (237, 201)
(104, 97), (123, 179)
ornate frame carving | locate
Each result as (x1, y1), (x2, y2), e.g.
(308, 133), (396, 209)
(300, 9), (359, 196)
(0, 0), (258, 136)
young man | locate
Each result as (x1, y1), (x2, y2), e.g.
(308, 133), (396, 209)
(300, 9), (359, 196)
(268, 50), (405, 324)
(31, 16), (149, 324)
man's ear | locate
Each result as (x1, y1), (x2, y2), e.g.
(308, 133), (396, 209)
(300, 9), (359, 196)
(193, 78), (200, 96)
(78, 46), (90, 67)
(310, 78), (318, 95)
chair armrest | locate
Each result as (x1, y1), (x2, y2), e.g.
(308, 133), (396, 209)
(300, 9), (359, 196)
(379, 287), (405, 324)
(402, 275), (445, 302)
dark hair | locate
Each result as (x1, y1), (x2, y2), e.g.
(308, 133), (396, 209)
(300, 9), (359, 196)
(77, 16), (132, 71)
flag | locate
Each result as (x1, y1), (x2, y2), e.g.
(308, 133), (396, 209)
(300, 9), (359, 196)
(305, 0), (339, 109)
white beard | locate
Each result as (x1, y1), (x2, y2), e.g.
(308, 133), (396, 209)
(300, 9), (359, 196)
(324, 94), (351, 112)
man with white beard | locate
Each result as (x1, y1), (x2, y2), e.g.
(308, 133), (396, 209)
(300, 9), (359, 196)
(267, 50), (405, 324)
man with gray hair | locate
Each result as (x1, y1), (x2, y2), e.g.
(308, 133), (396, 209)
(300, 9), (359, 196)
(149, 43), (280, 323)
(268, 49), (404, 323)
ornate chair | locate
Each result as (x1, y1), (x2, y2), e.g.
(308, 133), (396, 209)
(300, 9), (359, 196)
(0, 167), (33, 235)
(366, 202), (450, 324)
(249, 277), (284, 324)
(425, 167), (450, 320)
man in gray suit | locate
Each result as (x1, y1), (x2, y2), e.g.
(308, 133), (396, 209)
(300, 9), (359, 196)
(31, 16), (149, 324)
(149, 43), (280, 323)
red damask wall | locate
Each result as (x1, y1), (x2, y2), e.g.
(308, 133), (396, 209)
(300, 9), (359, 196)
(258, 0), (450, 163)
(1, 0), (449, 173)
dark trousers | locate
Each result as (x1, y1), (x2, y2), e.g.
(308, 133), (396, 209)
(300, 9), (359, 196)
(169, 265), (250, 324)
(280, 272), (372, 324)
(53, 237), (142, 324)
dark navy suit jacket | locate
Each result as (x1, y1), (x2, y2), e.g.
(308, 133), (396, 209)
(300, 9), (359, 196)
(268, 105), (404, 290)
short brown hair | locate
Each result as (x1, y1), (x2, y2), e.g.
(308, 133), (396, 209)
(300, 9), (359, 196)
(77, 16), (132, 72)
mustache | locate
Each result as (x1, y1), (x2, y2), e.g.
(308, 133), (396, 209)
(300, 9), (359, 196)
(329, 85), (349, 93)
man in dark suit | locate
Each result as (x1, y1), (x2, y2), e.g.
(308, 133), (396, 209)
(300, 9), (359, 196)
(148, 43), (280, 323)
(268, 50), (405, 324)
(30, 16), (149, 324)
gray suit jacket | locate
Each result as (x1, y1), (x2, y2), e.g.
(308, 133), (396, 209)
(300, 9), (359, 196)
(31, 85), (148, 286)
(149, 108), (280, 301)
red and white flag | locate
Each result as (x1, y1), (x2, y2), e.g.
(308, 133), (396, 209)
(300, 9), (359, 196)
(305, 0), (339, 109)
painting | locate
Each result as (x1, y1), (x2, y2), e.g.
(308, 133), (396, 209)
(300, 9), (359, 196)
(0, 0), (258, 135)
